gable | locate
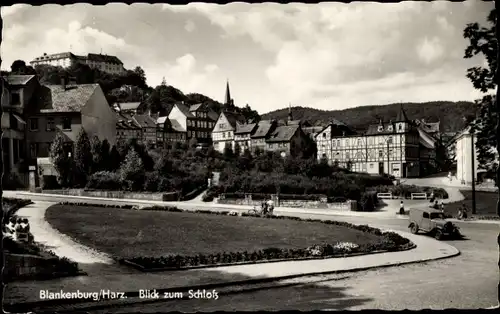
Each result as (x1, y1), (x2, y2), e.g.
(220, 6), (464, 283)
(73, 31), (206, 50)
(212, 112), (237, 132)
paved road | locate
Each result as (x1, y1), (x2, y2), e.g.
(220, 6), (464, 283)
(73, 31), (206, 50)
(6, 192), (500, 310)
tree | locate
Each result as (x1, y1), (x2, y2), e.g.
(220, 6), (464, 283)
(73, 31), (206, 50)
(49, 132), (72, 187)
(89, 135), (103, 173)
(188, 137), (198, 150)
(223, 142), (234, 159)
(100, 139), (111, 171)
(234, 142), (242, 157)
(464, 9), (498, 182)
(74, 129), (93, 186)
(11, 60), (36, 75)
(109, 145), (121, 171)
(119, 149), (145, 191)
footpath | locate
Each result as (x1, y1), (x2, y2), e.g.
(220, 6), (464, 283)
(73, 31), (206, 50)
(3, 192), (461, 311)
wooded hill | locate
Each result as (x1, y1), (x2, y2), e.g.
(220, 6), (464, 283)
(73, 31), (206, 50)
(261, 101), (478, 133)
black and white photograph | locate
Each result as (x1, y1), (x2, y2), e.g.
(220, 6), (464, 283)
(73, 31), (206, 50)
(1, 1), (499, 312)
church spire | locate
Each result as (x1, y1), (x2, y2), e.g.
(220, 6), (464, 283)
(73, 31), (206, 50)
(224, 79), (232, 106)
(288, 102), (293, 122)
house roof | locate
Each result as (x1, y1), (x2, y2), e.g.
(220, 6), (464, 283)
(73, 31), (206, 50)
(223, 111), (246, 129)
(157, 116), (168, 124)
(365, 123), (398, 136)
(266, 125), (300, 143)
(35, 84), (99, 113)
(131, 113), (156, 128)
(174, 102), (195, 118)
(189, 103), (204, 112)
(207, 110), (218, 121)
(251, 120), (275, 138)
(235, 123), (257, 134)
(169, 119), (186, 132)
(87, 53), (123, 65)
(117, 102), (141, 111)
(395, 105), (410, 122)
(303, 126), (323, 135)
(418, 121), (440, 134)
(3, 75), (36, 86)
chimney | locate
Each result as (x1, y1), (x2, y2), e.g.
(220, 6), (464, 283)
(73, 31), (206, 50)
(61, 77), (66, 90)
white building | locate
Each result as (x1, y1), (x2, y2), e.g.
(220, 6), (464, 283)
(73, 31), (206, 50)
(30, 52), (126, 75)
(455, 127), (479, 185)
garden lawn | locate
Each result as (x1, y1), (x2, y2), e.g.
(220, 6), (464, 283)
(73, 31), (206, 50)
(443, 190), (499, 218)
(45, 204), (383, 259)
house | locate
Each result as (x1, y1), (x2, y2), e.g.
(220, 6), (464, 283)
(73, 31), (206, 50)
(156, 116), (187, 148)
(164, 102), (215, 145)
(30, 52), (126, 75)
(234, 123), (258, 153)
(1, 75), (38, 178)
(112, 102), (143, 114)
(25, 78), (117, 158)
(265, 124), (309, 157)
(212, 111), (246, 152)
(116, 112), (157, 147)
(116, 113), (142, 143)
(250, 120), (278, 153)
(315, 105), (436, 178)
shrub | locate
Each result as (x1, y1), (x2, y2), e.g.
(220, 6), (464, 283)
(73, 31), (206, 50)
(2, 197), (33, 219)
(357, 191), (379, 212)
(41, 175), (60, 190)
(202, 193), (214, 202)
(2, 172), (25, 190)
(143, 172), (161, 192)
(86, 171), (122, 190)
(119, 149), (145, 191)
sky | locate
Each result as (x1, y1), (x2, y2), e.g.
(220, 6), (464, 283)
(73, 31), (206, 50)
(1, 1), (494, 114)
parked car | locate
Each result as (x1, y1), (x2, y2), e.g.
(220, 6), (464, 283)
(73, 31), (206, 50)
(408, 208), (462, 240)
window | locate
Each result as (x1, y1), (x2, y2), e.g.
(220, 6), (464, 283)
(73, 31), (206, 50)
(62, 117), (71, 130)
(29, 118), (38, 131)
(222, 132), (226, 139)
(187, 120), (191, 127)
(29, 143), (38, 158)
(423, 212), (430, 219)
(389, 149), (393, 157)
(388, 125), (393, 132)
(378, 126), (383, 132)
(369, 163), (374, 169)
(397, 123), (403, 131)
(11, 93), (21, 105)
(388, 136), (393, 144)
(46, 118), (55, 131)
(357, 139), (362, 146)
(322, 133), (326, 138)
(337, 139), (341, 146)
(379, 150), (383, 158)
(346, 152), (350, 159)
(332, 140), (336, 147)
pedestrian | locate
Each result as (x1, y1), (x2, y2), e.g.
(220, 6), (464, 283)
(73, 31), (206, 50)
(429, 192), (435, 203)
(267, 198), (274, 214)
(439, 199), (444, 211)
(448, 172), (452, 182)
(433, 200), (439, 209)
(399, 200), (405, 215)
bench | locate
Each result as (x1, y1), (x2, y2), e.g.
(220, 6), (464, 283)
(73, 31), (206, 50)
(377, 193), (393, 199)
(411, 193), (427, 200)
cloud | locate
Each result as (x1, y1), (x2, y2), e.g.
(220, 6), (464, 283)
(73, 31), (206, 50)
(184, 19), (196, 32)
(417, 37), (444, 65)
(0, 4), (29, 17)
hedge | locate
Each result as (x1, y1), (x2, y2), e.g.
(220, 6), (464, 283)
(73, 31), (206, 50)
(220, 192), (324, 201)
(355, 191), (379, 212)
(369, 185), (449, 199)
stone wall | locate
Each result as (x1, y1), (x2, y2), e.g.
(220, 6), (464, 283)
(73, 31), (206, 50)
(42, 189), (180, 201)
(216, 193), (357, 211)
(4, 253), (59, 279)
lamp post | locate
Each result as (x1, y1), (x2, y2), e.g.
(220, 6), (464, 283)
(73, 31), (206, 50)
(470, 129), (476, 215)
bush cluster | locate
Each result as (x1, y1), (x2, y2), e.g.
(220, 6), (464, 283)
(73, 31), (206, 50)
(356, 191), (380, 212)
(368, 185), (449, 199)
(2, 197), (33, 219)
(2, 172), (26, 190)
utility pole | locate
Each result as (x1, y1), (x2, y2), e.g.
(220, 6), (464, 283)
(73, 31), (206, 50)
(471, 129), (477, 215)
(387, 139), (390, 176)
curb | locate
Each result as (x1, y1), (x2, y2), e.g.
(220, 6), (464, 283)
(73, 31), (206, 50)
(6, 247), (460, 312)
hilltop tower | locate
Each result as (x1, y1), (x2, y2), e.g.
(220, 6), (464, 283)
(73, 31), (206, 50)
(288, 102), (293, 122)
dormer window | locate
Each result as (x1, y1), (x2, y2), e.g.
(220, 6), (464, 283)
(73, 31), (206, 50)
(387, 125), (393, 132)
(397, 124), (403, 131)
(377, 126), (383, 132)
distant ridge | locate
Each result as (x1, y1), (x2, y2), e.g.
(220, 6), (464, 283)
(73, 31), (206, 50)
(261, 101), (477, 133)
